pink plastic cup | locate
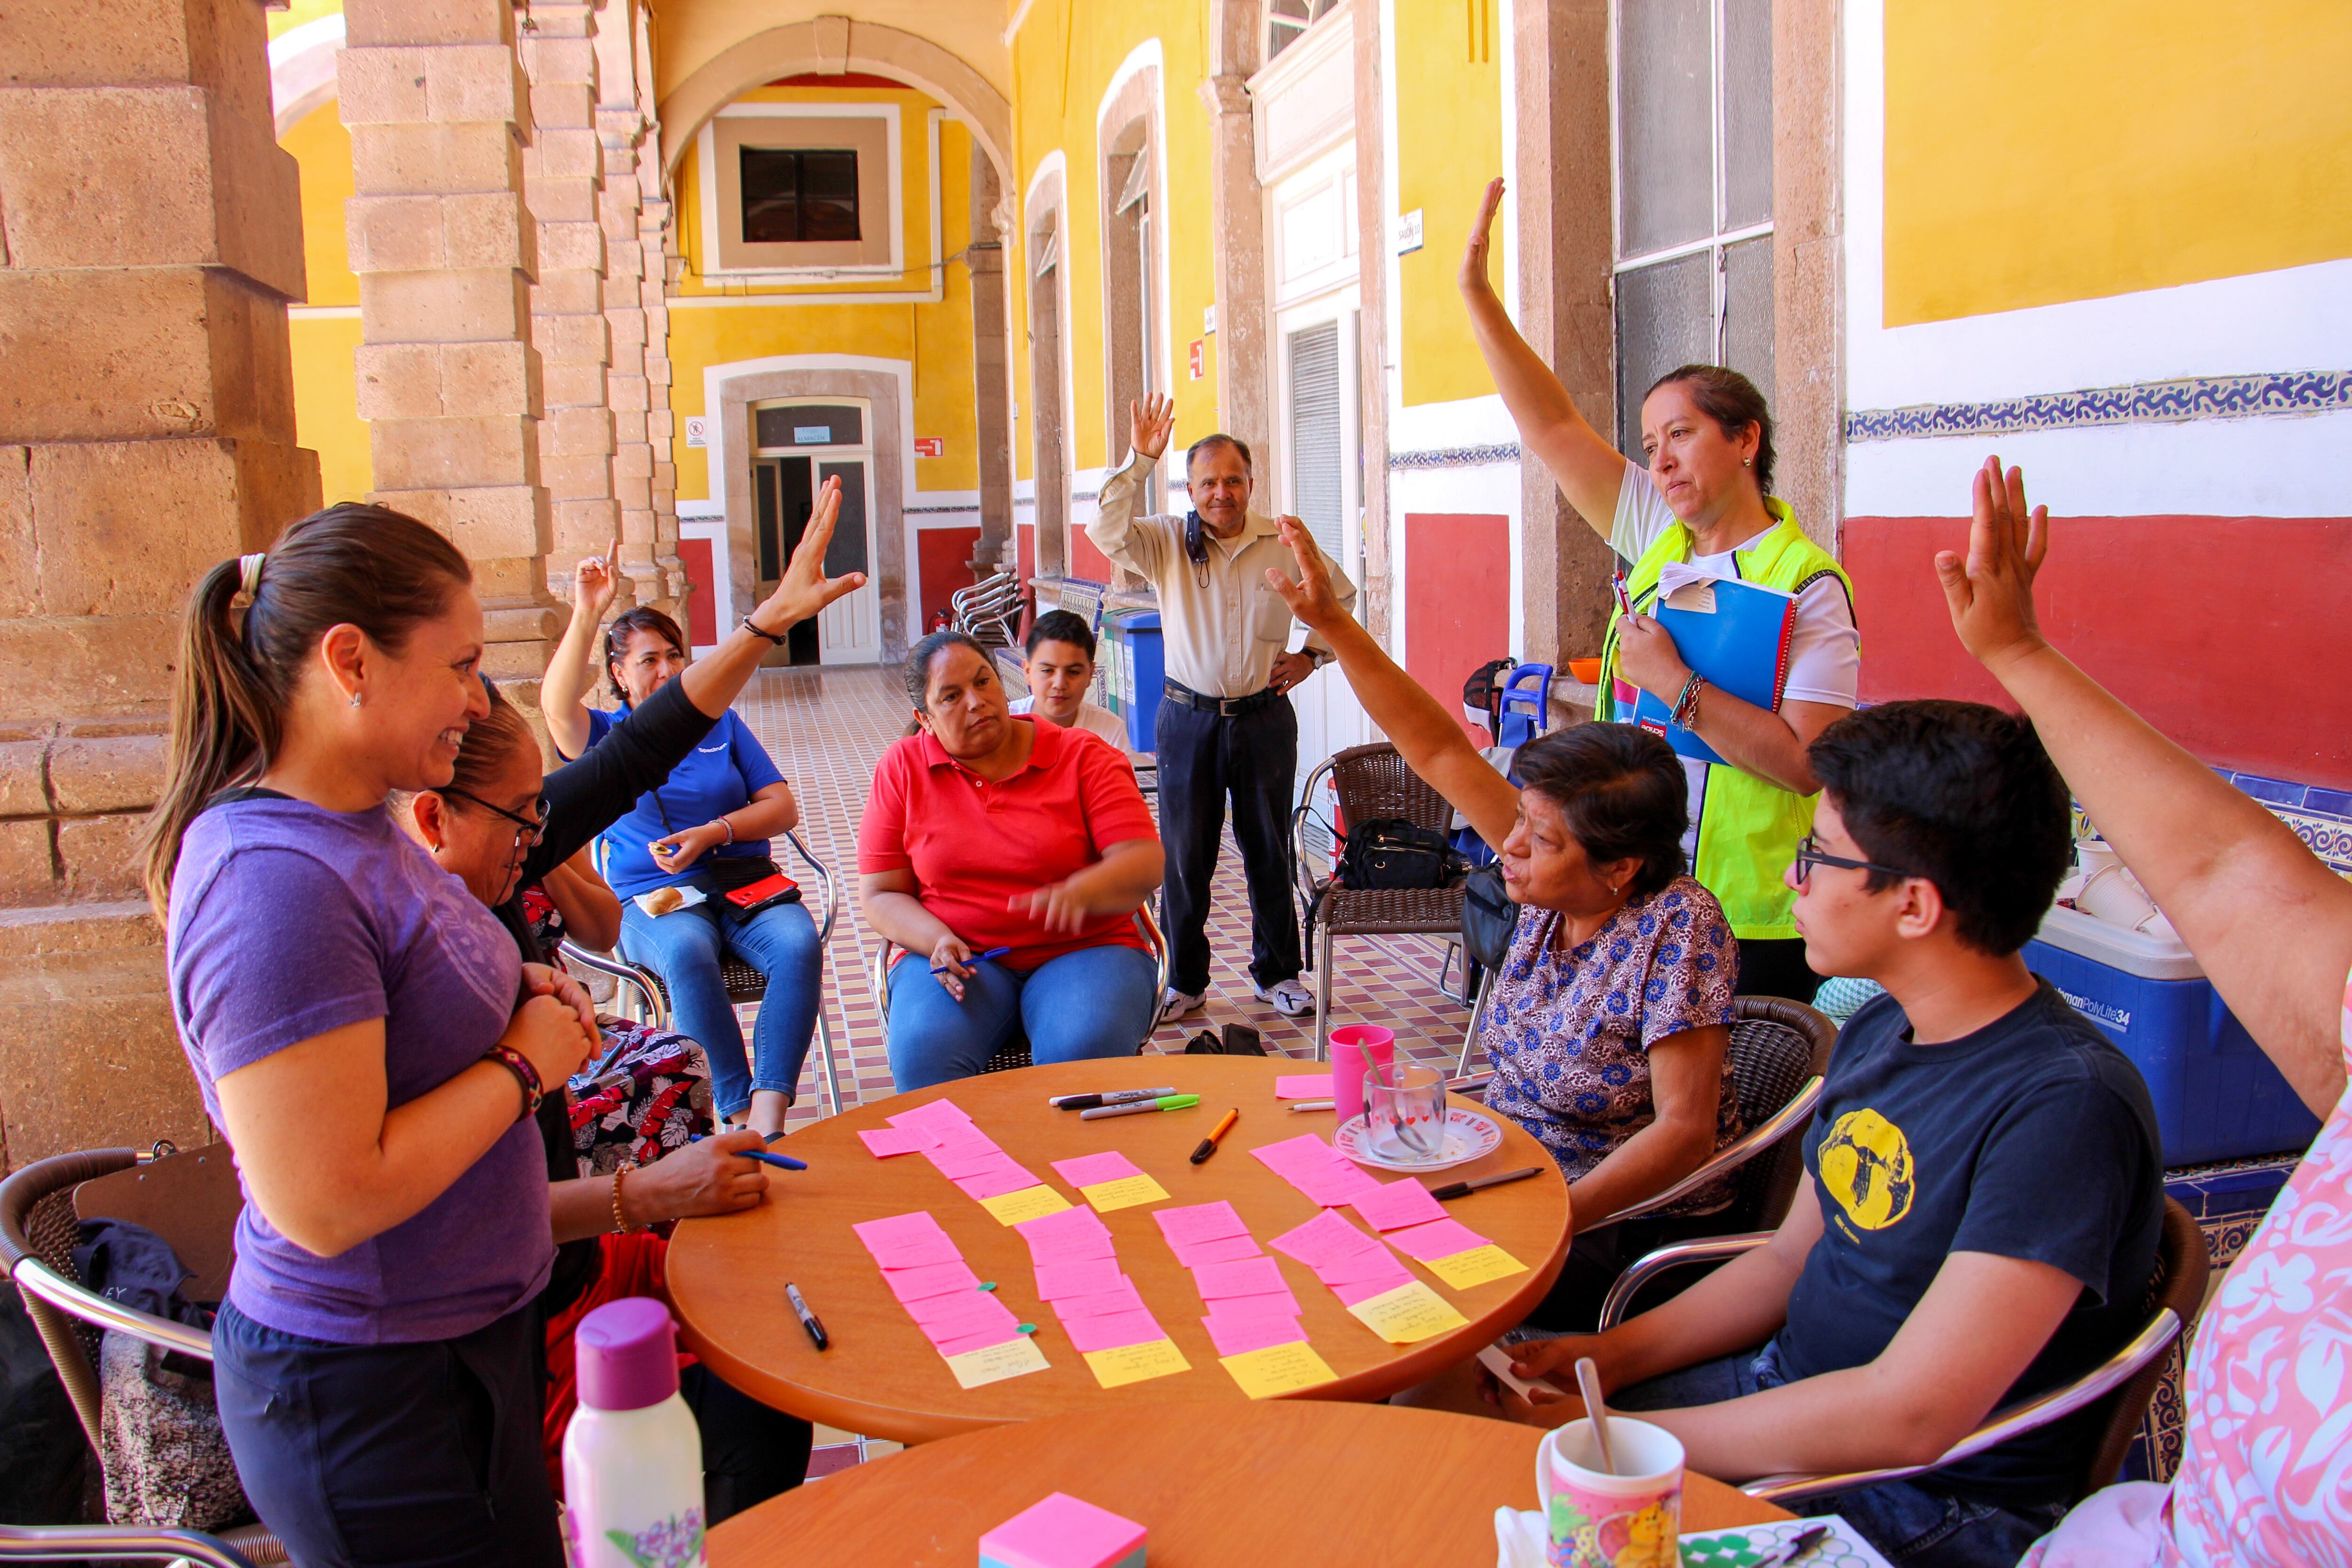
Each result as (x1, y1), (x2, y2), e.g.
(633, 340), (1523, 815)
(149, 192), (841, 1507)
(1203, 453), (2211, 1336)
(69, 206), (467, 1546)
(1328, 1025), (1396, 1128)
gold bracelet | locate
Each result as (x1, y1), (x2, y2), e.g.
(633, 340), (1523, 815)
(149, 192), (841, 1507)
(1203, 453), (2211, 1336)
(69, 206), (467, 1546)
(610, 1166), (632, 1234)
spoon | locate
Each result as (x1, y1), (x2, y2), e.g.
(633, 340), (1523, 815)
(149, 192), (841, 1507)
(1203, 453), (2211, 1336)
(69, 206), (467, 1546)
(1575, 1356), (1616, 1475)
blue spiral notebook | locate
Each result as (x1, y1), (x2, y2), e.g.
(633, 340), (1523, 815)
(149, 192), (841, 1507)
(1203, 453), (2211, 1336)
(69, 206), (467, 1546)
(1616, 566), (1797, 766)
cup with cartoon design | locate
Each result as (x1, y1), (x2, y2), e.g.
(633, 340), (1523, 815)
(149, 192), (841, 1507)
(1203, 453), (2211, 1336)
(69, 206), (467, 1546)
(1536, 1416), (1684, 1568)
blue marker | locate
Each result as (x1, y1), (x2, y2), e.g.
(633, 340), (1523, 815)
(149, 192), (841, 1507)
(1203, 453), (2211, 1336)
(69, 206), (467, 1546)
(933, 945), (1011, 974)
(744, 1150), (807, 1171)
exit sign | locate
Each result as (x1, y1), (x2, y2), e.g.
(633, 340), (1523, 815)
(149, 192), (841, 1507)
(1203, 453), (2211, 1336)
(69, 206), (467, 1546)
(914, 437), (944, 457)
(1188, 339), (1204, 381)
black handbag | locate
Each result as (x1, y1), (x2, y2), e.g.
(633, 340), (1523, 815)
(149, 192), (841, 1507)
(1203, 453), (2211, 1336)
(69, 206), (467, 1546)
(1461, 863), (1517, 972)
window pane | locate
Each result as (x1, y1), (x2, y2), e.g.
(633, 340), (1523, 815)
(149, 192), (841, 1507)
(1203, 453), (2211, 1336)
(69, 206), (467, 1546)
(799, 150), (861, 242)
(1722, 235), (1775, 420)
(1617, 0), (1714, 257)
(1613, 253), (1713, 457)
(1723, 0), (1773, 230)
(1287, 322), (1345, 563)
(739, 148), (801, 244)
(755, 405), (864, 449)
(817, 462), (869, 577)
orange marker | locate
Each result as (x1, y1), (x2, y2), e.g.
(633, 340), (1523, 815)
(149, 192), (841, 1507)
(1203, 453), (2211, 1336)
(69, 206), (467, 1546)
(1190, 1107), (1240, 1165)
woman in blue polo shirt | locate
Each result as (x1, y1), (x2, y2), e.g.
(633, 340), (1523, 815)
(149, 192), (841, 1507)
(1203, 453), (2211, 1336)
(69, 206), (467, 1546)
(546, 594), (820, 1138)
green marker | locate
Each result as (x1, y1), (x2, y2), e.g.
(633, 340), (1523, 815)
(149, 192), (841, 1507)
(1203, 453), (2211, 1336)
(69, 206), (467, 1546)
(1077, 1092), (1202, 1122)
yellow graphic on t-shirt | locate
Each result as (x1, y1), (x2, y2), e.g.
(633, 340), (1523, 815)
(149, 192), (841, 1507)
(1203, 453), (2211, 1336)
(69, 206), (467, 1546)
(1818, 1108), (1915, 1230)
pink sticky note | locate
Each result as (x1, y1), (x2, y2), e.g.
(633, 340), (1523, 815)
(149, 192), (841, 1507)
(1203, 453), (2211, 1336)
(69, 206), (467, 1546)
(1206, 1284), (1302, 1317)
(1248, 1132), (1339, 1171)
(1153, 1201), (1251, 1246)
(1050, 1150), (1146, 1188)
(1330, 1273), (1410, 1307)
(909, 1289), (1020, 1338)
(1052, 1278), (1150, 1319)
(1275, 1074), (1335, 1099)
(1057, 1307), (1165, 1353)
(1269, 1210), (1382, 1267)
(888, 1098), (976, 1134)
(1168, 1232), (1265, 1268)
(1033, 1258), (1127, 1300)
(854, 1213), (961, 1267)
(858, 1127), (926, 1158)
(1202, 1309), (1310, 1357)
(1351, 1178), (1449, 1232)
(980, 1493), (1147, 1568)
(1386, 1217), (1492, 1262)
(1026, 1228), (1119, 1264)
(930, 1144), (1021, 1180)
(1016, 1205), (1116, 1252)
(933, 1327), (1026, 1359)
(1191, 1255), (1288, 1300)
(1313, 1247), (1414, 1287)
(955, 1166), (1048, 1202)
(881, 1259), (982, 1303)
(854, 1211), (951, 1247)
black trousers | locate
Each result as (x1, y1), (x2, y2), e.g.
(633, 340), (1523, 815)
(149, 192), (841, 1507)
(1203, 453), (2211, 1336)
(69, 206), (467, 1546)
(1155, 689), (1303, 995)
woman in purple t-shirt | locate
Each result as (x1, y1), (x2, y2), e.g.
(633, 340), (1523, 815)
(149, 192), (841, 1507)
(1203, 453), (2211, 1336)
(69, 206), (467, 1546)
(145, 506), (599, 1568)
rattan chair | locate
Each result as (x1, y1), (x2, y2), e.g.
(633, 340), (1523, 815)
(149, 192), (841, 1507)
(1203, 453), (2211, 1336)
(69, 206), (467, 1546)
(1293, 743), (1468, 1061)
(870, 908), (1171, 1075)
(563, 828), (853, 1116)
(0, 1144), (288, 1567)
(1596, 1199), (2211, 1506)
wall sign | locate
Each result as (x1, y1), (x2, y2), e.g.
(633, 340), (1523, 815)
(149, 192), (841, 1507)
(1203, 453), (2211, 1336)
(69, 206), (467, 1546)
(683, 416), (708, 448)
(1393, 209), (1424, 255)
(914, 437), (945, 457)
(1189, 340), (1204, 381)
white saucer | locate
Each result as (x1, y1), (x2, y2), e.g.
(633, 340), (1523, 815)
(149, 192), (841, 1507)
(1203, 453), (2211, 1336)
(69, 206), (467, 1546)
(1335, 1107), (1505, 1173)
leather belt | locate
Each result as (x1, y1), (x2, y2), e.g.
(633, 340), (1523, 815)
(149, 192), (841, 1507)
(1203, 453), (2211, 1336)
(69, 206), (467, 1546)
(1161, 680), (1284, 717)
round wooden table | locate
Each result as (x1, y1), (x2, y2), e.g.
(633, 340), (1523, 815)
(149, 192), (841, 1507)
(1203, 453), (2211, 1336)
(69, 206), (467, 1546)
(667, 1056), (1571, 1442)
(707, 1402), (1793, 1565)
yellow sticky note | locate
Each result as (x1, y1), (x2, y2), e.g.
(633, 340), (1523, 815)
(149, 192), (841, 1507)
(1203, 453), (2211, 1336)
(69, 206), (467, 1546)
(943, 1335), (1050, 1389)
(1079, 1173), (1171, 1212)
(977, 1184), (1074, 1226)
(1422, 1243), (1530, 1291)
(1220, 1341), (1339, 1398)
(1346, 1280), (1471, 1345)
(1081, 1337), (1192, 1388)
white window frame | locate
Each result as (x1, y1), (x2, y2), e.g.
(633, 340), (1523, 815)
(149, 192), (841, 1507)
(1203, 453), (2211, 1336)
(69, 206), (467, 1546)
(697, 103), (907, 283)
(1269, 143), (1360, 310)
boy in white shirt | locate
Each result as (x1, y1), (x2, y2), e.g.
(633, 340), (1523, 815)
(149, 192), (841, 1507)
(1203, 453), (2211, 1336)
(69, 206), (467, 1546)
(1010, 610), (1135, 757)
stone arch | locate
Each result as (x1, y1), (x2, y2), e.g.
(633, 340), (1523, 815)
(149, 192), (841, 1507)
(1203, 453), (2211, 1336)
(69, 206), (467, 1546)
(659, 18), (1012, 197)
(269, 12), (344, 136)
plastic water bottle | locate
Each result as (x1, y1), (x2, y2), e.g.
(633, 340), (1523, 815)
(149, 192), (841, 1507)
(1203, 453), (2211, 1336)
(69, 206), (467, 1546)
(562, 1297), (707, 1568)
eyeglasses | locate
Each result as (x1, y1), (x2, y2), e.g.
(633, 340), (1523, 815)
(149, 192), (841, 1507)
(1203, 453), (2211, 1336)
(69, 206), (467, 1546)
(1791, 832), (1912, 885)
(444, 787), (549, 851)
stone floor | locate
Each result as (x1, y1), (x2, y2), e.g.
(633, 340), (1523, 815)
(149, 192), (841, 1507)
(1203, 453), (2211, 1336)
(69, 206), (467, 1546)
(705, 664), (1483, 1482)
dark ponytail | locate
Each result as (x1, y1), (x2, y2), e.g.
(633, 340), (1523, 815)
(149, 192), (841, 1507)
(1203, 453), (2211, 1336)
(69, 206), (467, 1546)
(140, 503), (473, 917)
(1645, 364), (1776, 497)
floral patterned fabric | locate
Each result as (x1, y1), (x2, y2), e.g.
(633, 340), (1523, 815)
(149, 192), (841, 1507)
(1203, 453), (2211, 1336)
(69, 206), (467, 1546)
(566, 1020), (715, 1179)
(1478, 876), (1742, 1214)
(2021, 966), (2352, 1568)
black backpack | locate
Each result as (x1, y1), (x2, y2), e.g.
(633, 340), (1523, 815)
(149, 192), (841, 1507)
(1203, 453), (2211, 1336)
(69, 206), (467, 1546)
(1302, 817), (1468, 956)
(1462, 657), (1515, 736)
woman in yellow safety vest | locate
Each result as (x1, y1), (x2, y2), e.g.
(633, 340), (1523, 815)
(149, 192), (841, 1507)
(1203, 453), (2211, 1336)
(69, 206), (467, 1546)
(1457, 178), (1858, 1003)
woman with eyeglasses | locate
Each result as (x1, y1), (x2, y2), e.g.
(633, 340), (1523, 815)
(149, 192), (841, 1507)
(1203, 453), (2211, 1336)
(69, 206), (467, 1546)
(540, 486), (848, 1138)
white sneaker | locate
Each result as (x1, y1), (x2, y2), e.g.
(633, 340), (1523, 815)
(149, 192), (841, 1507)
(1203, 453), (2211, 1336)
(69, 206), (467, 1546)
(1255, 978), (1314, 1017)
(1159, 987), (1206, 1026)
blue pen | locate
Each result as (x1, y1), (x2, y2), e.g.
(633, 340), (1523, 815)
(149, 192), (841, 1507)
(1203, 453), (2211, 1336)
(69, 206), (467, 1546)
(933, 945), (1011, 974)
(745, 1151), (807, 1171)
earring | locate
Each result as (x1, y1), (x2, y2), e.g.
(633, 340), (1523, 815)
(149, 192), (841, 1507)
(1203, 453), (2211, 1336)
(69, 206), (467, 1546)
(348, 691), (361, 708)
(1742, 458), (1752, 468)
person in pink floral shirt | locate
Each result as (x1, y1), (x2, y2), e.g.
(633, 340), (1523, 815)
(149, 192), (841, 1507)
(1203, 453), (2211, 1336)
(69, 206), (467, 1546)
(1939, 456), (2352, 1568)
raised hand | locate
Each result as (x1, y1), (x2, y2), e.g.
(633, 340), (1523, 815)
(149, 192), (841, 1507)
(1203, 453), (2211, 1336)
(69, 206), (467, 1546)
(750, 475), (867, 634)
(1262, 516), (1351, 633)
(1936, 455), (2050, 675)
(1459, 177), (1505, 297)
(573, 532), (624, 617)
(1131, 394), (1176, 462)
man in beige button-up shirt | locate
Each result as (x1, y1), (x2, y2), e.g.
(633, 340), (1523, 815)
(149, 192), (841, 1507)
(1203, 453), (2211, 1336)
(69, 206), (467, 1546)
(1088, 395), (1358, 1025)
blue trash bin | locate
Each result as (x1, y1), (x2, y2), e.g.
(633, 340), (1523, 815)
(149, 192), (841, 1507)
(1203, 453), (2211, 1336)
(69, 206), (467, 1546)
(1099, 609), (1164, 754)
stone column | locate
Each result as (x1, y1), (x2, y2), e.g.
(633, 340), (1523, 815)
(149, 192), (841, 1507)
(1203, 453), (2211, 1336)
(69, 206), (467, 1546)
(968, 143), (1016, 578)
(1352, 0), (1393, 642)
(0, 0), (320, 1162)
(1773, 0), (1843, 549)
(1510, 0), (1616, 664)
(1200, 0), (1270, 460)
(341, 0), (560, 680)
(521, 1), (618, 603)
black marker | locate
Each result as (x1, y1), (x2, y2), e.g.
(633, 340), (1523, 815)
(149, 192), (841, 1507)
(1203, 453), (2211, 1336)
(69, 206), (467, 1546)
(786, 1282), (828, 1350)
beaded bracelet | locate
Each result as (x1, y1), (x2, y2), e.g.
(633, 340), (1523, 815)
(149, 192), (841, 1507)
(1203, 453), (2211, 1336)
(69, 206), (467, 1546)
(610, 1166), (633, 1234)
(1671, 672), (1707, 729)
(480, 1043), (543, 1120)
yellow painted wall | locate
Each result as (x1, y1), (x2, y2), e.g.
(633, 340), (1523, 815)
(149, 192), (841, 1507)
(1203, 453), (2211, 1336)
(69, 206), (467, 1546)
(1005, 3), (1220, 474)
(266, 0), (341, 40)
(667, 96), (981, 500)
(281, 103), (371, 502)
(1393, 0), (1502, 407)
(1885, 0), (2352, 326)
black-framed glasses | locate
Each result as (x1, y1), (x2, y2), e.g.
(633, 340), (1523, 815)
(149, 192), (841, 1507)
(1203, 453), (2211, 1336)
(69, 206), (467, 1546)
(1791, 832), (1911, 885)
(445, 787), (549, 849)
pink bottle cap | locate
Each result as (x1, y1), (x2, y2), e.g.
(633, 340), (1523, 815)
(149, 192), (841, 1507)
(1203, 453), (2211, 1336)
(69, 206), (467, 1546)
(575, 1296), (680, 1413)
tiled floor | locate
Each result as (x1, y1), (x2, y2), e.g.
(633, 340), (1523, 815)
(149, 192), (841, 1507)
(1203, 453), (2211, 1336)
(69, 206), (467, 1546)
(723, 665), (1484, 1133)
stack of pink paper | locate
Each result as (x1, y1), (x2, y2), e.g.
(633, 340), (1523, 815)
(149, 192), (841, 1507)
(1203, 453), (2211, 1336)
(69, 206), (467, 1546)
(861, 1097), (1056, 1204)
(1152, 1200), (1310, 1357)
(1015, 1206), (1173, 1357)
(1248, 1131), (1386, 1207)
(1269, 1208), (1420, 1306)
(851, 1211), (1028, 1359)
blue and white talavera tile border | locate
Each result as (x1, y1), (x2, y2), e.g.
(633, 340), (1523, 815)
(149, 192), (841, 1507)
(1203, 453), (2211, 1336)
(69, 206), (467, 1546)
(2220, 767), (2352, 877)
(1387, 442), (1523, 470)
(1848, 370), (2352, 443)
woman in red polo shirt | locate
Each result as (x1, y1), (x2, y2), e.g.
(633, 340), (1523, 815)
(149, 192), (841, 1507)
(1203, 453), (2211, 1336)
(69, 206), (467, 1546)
(860, 630), (1166, 1089)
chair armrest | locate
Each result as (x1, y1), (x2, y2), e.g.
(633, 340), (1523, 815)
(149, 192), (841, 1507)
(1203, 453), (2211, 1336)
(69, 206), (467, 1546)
(1741, 1307), (2185, 1504)
(1292, 757), (1339, 909)
(1597, 1077), (1824, 1229)
(1597, 1232), (1776, 1330)
(1445, 1073), (1494, 1098)
(10, 1258), (215, 1361)
(0, 1521), (266, 1568)
(556, 941), (670, 1033)
(870, 935), (901, 1021)
(779, 829), (841, 946)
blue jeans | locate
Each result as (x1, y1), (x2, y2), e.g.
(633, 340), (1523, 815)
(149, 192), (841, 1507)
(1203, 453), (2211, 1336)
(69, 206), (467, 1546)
(620, 893), (820, 1118)
(1608, 1343), (2068, 1568)
(886, 942), (1160, 1091)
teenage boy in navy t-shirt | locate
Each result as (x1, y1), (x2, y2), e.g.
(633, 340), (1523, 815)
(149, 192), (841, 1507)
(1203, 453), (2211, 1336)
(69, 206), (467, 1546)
(1499, 700), (2164, 1568)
